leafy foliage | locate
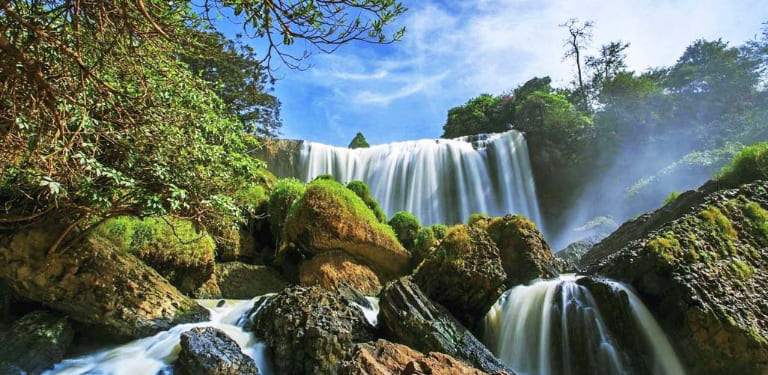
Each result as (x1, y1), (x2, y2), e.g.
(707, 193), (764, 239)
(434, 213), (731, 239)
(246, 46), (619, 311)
(267, 179), (307, 246)
(346, 180), (386, 222)
(388, 211), (421, 250)
(441, 94), (512, 138)
(348, 132), (371, 149)
(717, 142), (768, 187)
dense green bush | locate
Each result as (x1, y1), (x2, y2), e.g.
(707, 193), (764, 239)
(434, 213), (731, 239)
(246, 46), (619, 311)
(267, 179), (307, 245)
(413, 224), (448, 266)
(346, 180), (387, 223)
(717, 142), (768, 187)
(388, 211), (421, 250)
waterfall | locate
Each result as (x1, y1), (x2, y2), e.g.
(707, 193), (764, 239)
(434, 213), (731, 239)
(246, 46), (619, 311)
(295, 130), (542, 228)
(482, 275), (686, 375)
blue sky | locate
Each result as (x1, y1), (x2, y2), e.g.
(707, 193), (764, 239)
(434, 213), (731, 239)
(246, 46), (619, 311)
(224, 1), (768, 146)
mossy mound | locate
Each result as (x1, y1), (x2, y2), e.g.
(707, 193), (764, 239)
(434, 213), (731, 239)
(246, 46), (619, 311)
(267, 178), (306, 246)
(346, 180), (387, 223)
(91, 216), (216, 295)
(412, 224), (448, 267)
(388, 211), (420, 250)
(299, 250), (382, 296)
(589, 181), (768, 374)
(485, 214), (556, 286)
(284, 179), (410, 280)
(413, 225), (507, 328)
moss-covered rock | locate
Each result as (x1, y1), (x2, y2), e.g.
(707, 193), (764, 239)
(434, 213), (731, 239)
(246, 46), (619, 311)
(216, 182), (270, 262)
(413, 225), (506, 328)
(215, 261), (288, 299)
(246, 286), (375, 375)
(299, 250), (382, 296)
(485, 215), (556, 286)
(0, 224), (209, 339)
(91, 216), (216, 296)
(588, 181), (768, 374)
(412, 224), (448, 267)
(388, 211), (420, 251)
(346, 180), (386, 223)
(0, 311), (74, 375)
(284, 179), (410, 280)
(267, 178), (306, 246)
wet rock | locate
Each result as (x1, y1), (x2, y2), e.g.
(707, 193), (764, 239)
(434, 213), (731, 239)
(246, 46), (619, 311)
(342, 339), (508, 375)
(175, 327), (258, 375)
(379, 277), (511, 374)
(413, 225), (507, 328)
(246, 285), (375, 375)
(0, 311), (74, 375)
(587, 181), (768, 374)
(215, 262), (288, 299)
(300, 250), (382, 296)
(0, 225), (209, 339)
(283, 179), (411, 280)
(554, 236), (600, 272)
(485, 215), (557, 286)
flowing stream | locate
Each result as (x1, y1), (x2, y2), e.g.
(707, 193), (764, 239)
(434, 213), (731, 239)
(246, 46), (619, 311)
(43, 297), (381, 375)
(483, 275), (686, 375)
(292, 130), (542, 227)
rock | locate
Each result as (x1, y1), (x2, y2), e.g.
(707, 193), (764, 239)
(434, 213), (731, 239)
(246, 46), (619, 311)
(413, 225), (507, 328)
(587, 181), (768, 374)
(0, 311), (74, 375)
(89, 216), (217, 296)
(554, 236), (601, 273)
(215, 228), (258, 263)
(0, 278), (12, 324)
(300, 250), (382, 296)
(215, 262), (288, 299)
(249, 137), (305, 179)
(411, 224), (448, 268)
(485, 215), (556, 286)
(175, 327), (258, 375)
(379, 277), (511, 374)
(193, 274), (223, 299)
(284, 179), (411, 280)
(341, 339), (507, 375)
(0, 225), (209, 339)
(246, 285), (375, 375)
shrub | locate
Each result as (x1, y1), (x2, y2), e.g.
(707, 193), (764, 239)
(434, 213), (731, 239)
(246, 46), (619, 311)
(413, 224), (448, 266)
(717, 142), (768, 187)
(268, 178), (306, 245)
(348, 132), (370, 148)
(663, 191), (681, 206)
(346, 180), (387, 223)
(388, 211), (421, 250)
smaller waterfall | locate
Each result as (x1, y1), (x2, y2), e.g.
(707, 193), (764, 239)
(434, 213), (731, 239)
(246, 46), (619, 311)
(297, 130), (542, 228)
(483, 275), (685, 375)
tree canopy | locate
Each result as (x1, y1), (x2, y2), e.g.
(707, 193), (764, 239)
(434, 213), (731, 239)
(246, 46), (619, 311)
(349, 132), (371, 149)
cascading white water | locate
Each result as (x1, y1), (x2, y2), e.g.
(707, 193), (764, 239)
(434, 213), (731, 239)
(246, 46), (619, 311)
(43, 297), (381, 375)
(297, 130), (542, 228)
(482, 275), (686, 375)
(44, 298), (273, 375)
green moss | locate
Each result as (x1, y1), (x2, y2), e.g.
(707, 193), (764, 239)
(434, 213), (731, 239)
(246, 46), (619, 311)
(728, 259), (754, 281)
(663, 191), (681, 206)
(744, 201), (768, 240)
(267, 178), (306, 245)
(648, 232), (683, 263)
(312, 174), (335, 181)
(346, 180), (386, 223)
(388, 211), (421, 250)
(717, 142), (768, 187)
(412, 224), (448, 265)
(699, 206), (739, 242)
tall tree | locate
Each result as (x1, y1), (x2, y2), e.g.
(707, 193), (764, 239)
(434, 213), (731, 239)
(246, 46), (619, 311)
(586, 41), (631, 91)
(560, 18), (594, 111)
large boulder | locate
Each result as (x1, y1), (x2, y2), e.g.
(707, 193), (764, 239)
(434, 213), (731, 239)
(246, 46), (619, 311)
(0, 311), (74, 374)
(246, 285), (375, 375)
(587, 181), (768, 374)
(379, 277), (511, 374)
(215, 262), (288, 299)
(284, 179), (411, 279)
(90, 216), (217, 296)
(300, 250), (382, 296)
(485, 215), (556, 286)
(413, 225), (507, 328)
(0, 224), (209, 339)
(175, 327), (259, 375)
(341, 339), (507, 375)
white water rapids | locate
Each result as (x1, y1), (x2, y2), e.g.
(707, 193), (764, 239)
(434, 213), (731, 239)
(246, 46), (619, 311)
(483, 275), (686, 375)
(44, 297), (380, 375)
(294, 130), (542, 228)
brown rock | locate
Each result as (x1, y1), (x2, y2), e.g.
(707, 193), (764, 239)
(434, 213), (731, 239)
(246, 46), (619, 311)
(215, 262), (288, 299)
(300, 250), (382, 295)
(485, 215), (556, 286)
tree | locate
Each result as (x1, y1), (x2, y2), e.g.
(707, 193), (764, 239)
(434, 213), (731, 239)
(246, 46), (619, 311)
(0, 0), (406, 252)
(441, 94), (509, 138)
(182, 32), (282, 138)
(586, 41), (630, 91)
(560, 18), (594, 111)
(349, 132), (370, 149)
